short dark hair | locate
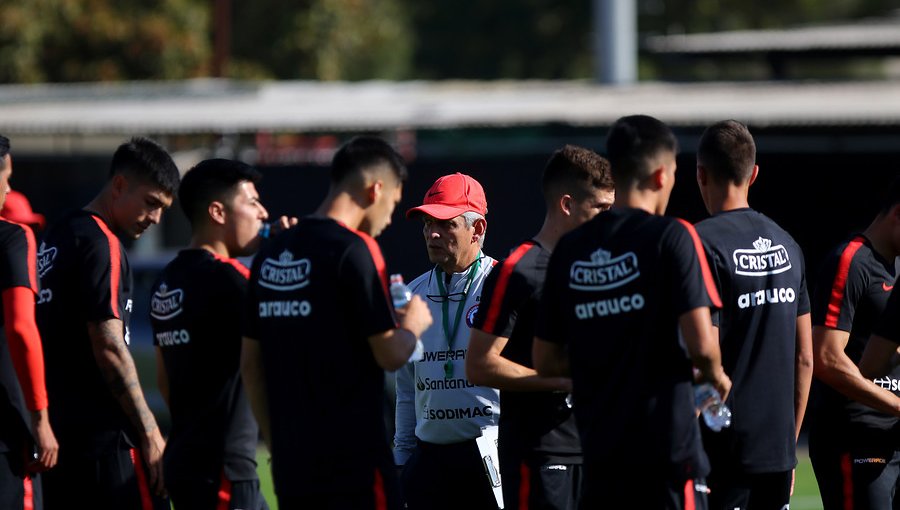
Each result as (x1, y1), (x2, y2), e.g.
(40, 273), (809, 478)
(0, 134), (9, 170)
(697, 120), (756, 184)
(109, 137), (180, 195)
(605, 115), (678, 186)
(542, 145), (614, 204)
(178, 159), (262, 227)
(330, 136), (407, 185)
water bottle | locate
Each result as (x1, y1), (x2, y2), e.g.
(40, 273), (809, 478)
(389, 274), (423, 362)
(694, 383), (732, 432)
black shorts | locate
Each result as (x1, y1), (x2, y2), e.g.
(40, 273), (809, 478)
(809, 428), (899, 510)
(0, 451), (43, 510)
(277, 458), (402, 510)
(501, 455), (583, 510)
(168, 473), (269, 510)
(42, 447), (168, 510)
(400, 439), (498, 510)
(581, 470), (709, 510)
(705, 468), (791, 510)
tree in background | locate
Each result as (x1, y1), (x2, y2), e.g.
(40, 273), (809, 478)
(0, 0), (209, 83)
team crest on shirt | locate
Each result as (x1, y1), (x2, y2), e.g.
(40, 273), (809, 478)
(259, 250), (311, 291)
(569, 248), (640, 291)
(466, 304), (479, 328)
(732, 237), (791, 277)
(150, 283), (184, 320)
(37, 242), (57, 277)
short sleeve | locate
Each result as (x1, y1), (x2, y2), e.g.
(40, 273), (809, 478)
(0, 223), (37, 293)
(872, 286), (900, 344)
(665, 220), (722, 316)
(796, 252), (811, 316)
(339, 238), (396, 339)
(472, 246), (535, 337)
(534, 243), (570, 345)
(79, 224), (124, 321)
(810, 241), (865, 331)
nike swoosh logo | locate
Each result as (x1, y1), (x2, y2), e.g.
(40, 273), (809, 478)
(427, 191), (443, 197)
(883, 282), (894, 292)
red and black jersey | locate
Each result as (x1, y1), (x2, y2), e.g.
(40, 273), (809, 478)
(810, 234), (899, 433)
(244, 216), (397, 498)
(472, 240), (581, 462)
(35, 210), (136, 457)
(150, 249), (258, 484)
(0, 218), (39, 454)
(535, 208), (721, 483)
(695, 208), (810, 473)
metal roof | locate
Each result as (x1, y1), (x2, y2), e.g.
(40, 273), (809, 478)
(643, 16), (900, 55)
(1, 79), (900, 136)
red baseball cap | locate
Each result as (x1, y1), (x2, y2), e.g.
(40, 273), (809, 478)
(1, 191), (45, 229)
(406, 172), (488, 220)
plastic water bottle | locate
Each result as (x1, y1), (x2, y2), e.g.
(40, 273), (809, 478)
(694, 383), (732, 432)
(390, 274), (423, 362)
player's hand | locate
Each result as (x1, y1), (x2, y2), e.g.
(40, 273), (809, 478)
(141, 428), (167, 496)
(28, 408), (59, 472)
(397, 295), (433, 338)
(271, 215), (299, 235)
(711, 369), (732, 403)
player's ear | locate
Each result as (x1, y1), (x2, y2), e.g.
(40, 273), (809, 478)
(366, 179), (383, 206)
(559, 194), (573, 217)
(650, 165), (666, 191)
(208, 200), (226, 225)
(110, 173), (128, 199)
(696, 165), (708, 187)
(747, 165), (760, 187)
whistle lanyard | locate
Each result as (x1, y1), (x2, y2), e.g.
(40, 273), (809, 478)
(435, 256), (481, 379)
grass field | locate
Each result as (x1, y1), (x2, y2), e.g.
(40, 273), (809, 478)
(253, 447), (824, 510)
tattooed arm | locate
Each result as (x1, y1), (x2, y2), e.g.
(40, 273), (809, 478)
(88, 318), (165, 494)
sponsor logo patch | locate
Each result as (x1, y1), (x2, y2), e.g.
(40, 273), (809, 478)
(569, 248), (640, 291)
(732, 237), (792, 276)
(150, 283), (184, 320)
(259, 250), (311, 291)
(465, 304), (479, 328)
(37, 242), (57, 278)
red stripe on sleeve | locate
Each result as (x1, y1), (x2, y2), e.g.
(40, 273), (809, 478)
(23, 475), (34, 510)
(3, 286), (48, 411)
(373, 467), (387, 510)
(676, 219), (723, 309)
(216, 470), (233, 510)
(211, 252), (250, 280)
(825, 237), (865, 329)
(91, 216), (121, 319)
(129, 448), (155, 510)
(349, 229), (390, 301)
(482, 242), (534, 333)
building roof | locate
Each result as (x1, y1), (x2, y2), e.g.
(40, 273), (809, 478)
(1, 79), (900, 138)
(643, 16), (900, 55)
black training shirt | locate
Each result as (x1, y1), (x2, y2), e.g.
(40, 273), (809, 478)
(472, 240), (581, 463)
(151, 249), (259, 482)
(695, 208), (810, 473)
(0, 219), (38, 453)
(36, 210), (136, 456)
(810, 235), (899, 433)
(244, 216), (397, 497)
(536, 208), (721, 482)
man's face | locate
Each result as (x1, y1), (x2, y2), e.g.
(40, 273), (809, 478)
(0, 156), (11, 211)
(569, 187), (615, 227)
(423, 214), (476, 270)
(224, 181), (269, 257)
(112, 176), (173, 239)
(364, 178), (402, 238)
(657, 154), (678, 215)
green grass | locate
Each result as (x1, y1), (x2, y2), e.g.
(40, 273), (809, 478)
(254, 447), (823, 510)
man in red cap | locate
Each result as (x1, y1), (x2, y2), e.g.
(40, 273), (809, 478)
(1, 191), (46, 233)
(394, 173), (501, 510)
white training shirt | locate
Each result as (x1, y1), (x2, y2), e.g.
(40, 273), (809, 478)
(393, 253), (500, 465)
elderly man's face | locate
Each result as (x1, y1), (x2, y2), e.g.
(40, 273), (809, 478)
(422, 214), (477, 272)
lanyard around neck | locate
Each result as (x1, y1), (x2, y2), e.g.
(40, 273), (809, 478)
(435, 256), (481, 353)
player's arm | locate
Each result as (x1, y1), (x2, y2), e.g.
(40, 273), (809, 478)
(88, 318), (166, 494)
(368, 294), (432, 372)
(812, 325), (900, 416)
(467, 329), (570, 391)
(240, 337), (271, 452)
(154, 347), (170, 408)
(2, 286), (59, 471)
(794, 313), (814, 439)
(680, 307), (731, 401)
(532, 336), (570, 378)
(859, 335), (900, 380)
